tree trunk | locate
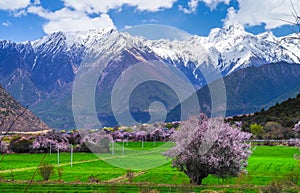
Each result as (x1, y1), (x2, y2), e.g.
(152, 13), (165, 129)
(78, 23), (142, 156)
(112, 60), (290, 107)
(188, 170), (208, 185)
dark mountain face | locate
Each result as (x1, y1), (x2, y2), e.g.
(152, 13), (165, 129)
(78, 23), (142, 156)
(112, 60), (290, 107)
(167, 62), (300, 122)
(0, 84), (49, 132)
(0, 41), (24, 76)
(31, 32), (79, 91)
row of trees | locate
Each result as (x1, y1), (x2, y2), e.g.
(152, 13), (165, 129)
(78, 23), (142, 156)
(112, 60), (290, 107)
(0, 124), (176, 153)
(248, 120), (300, 146)
(2, 119), (298, 154)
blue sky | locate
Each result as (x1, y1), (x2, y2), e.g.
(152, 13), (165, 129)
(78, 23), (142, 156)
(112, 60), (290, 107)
(0, 0), (299, 42)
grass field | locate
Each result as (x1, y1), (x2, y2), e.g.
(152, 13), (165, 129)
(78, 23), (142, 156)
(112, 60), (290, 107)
(0, 144), (299, 192)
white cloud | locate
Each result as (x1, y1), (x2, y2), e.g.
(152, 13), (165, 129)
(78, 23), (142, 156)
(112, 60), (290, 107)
(179, 0), (199, 14)
(202, 0), (230, 10)
(33, 0), (41, 5)
(63, 0), (177, 13)
(43, 13), (115, 34)
(0, 0), (30, 10)
(224, 0), (300, 29)
(149, 19), (158, 23)
(179, 0), (230, 13)
(26, 0), (177, 35)
(28, 6), (115, 34)
(142, 19), (159, 23)
(2, 20), (12, 27)
(124, 25), (132, 29)
(14, 9), (27, 17)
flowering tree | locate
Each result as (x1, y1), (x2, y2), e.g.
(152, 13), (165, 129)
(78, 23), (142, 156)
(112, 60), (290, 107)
(32, 130), (70, 152)
(0, 137), (8, 153)
(164, 114), (252, 185)
(150, 127), (174, 142)
(82, 130), (113, 153)
(123, 131), (132, 140)
(294, 121), (300, 133)
(111, 130), (124, 142)
(134, 130), (148, 141)
(150, 128), (163, 141)
(66, 130), (81, 145)
(292, 121), (300, 147)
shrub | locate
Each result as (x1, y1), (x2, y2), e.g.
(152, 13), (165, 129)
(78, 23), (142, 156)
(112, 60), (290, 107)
(126, 169), (134, 182)
(250, 123), (264, 138)
(88, 174), (101, 183)
(263, 122), (283, 139)
(284, 170), (300, 185)
(261, 182), (284, 193)
(57, 167), (63, 182)
(9, 136), (33, 153)
(38, 162), (54, 181)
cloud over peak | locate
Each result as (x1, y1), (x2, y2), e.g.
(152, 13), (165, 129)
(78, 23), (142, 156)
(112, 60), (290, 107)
(224, 0), (300, 30)
(179, 0), (230, 13)
(63, 0), (177, 13)
(23, 0), (178, 34)
(28, 6), (115, 34)
(1, 0), (299, 38)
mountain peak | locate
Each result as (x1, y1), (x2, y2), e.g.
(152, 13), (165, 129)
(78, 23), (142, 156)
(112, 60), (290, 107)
(208, 24), (247, 40)
(223, 23), (245, 32)
(257, 31), (276, 42)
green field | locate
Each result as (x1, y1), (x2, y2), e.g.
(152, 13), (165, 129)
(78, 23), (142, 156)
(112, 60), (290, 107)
(0, 144), (299, 192)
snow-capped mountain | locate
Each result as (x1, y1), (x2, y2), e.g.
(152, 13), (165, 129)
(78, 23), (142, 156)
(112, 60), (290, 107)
(199, 24), (300, 74)
(0, 24), (299, 128)
(147, 24), (300, 77)
(58, 24), (300, 85)
(21, 24), (300, 88)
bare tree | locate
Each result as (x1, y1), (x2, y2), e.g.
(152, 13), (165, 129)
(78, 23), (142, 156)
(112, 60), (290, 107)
(278, 0), (300, 41)
(290, 0), (300, 34)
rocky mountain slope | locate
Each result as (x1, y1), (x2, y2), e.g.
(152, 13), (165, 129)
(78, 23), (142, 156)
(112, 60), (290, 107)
(0, 84), (50, 132)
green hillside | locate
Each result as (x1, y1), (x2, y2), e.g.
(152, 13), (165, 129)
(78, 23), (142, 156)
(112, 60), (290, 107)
(228, 93), (300, 138)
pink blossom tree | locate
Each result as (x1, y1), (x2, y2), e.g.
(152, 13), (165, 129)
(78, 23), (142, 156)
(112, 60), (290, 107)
(293, 121), (300, 133)
(292, 121), (300, 147)
(32, 130), (70, 152)
(111, 131), (124, 142)
(134, 130), (148, 141)
(0, 136), (8, 153)
(164, 114), (252, 185)
(81, 130), (113, 153)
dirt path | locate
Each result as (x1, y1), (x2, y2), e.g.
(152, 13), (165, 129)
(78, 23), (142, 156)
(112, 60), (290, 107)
(105, 171), (146, 183)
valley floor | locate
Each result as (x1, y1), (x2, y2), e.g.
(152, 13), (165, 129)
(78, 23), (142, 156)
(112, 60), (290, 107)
(0, 144), (299, 192)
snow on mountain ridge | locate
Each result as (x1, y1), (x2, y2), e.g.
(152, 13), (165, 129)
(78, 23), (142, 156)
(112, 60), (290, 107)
(29, 25), (300, 81)
(199, 25), (300, 75)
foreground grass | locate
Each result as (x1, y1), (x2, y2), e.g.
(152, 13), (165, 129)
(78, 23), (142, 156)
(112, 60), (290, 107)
(0, 145), (299, 192)
(0, 182), (265, 193)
